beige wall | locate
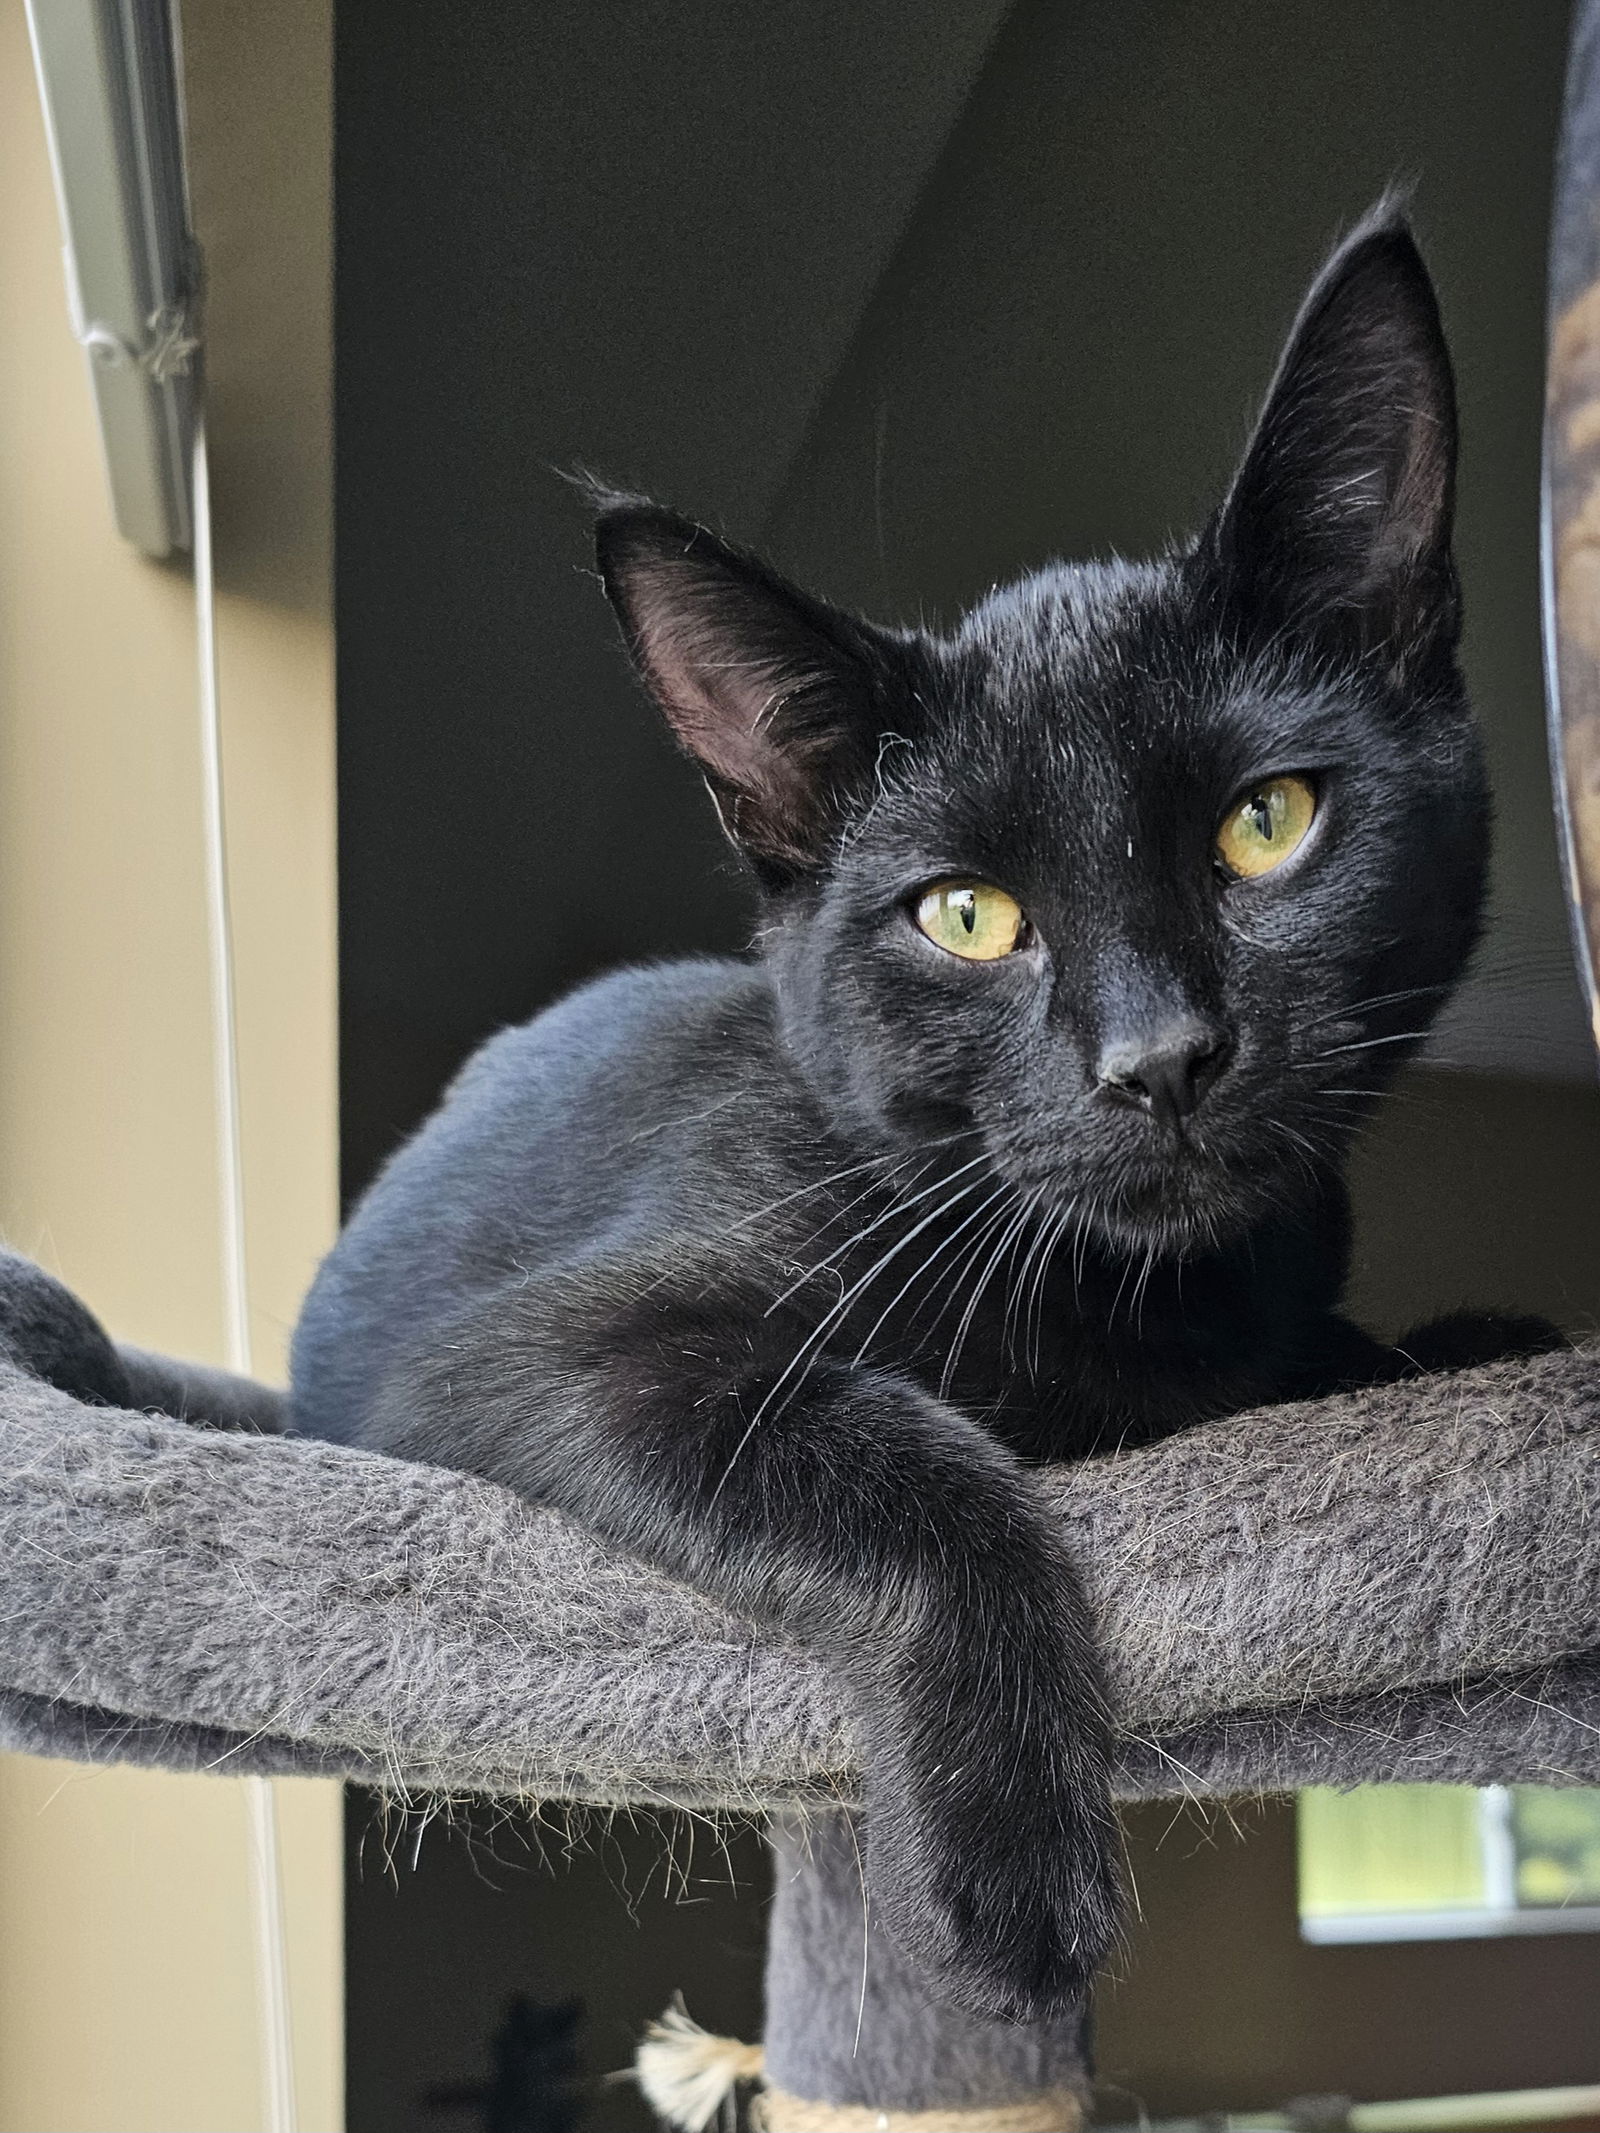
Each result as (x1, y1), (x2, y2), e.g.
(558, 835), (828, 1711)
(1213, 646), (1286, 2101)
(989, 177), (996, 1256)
(0, 2), (341, 2126)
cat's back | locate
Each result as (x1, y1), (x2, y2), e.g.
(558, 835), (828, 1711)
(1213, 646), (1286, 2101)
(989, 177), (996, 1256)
(291, 955), (782, 1443)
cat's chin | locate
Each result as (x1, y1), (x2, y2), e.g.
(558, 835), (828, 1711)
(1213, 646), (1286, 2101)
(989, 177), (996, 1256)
(1079, 1199), (1235, 1261)
(995, 1114), (1328, 1263)
(1064, 1162), (1295, 1263)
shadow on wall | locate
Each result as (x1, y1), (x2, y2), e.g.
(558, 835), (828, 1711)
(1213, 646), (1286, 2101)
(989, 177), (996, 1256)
(343, 1799), (770, 2133)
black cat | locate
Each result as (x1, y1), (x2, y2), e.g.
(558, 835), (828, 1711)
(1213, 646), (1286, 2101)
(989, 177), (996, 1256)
(290, 204), (1519, 2022)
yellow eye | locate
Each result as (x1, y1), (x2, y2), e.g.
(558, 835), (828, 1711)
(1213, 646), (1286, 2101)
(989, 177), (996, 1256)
(1215, 775), (1317, 880)
(914, 880), (1027, 960)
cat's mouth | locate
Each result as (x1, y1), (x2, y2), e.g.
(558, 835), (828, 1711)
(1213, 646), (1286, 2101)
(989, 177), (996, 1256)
(1086, 1166), (1256, 1257)
(999, 1126), (1309, 1260)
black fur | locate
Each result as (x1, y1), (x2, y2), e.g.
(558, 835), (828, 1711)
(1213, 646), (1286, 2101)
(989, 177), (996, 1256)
(290, 206), (1520, 2021)
(0, 1251), (131, 1408)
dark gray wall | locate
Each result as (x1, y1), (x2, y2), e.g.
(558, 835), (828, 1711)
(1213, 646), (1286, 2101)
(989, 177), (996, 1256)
(342, 1801), (769, 2133)
(336, 0), (1008, 1195)
(1104, 1780), (1600, 2116)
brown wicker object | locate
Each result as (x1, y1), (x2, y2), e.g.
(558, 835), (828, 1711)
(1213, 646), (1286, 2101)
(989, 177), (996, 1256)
(1545, 0), (1600, 1055)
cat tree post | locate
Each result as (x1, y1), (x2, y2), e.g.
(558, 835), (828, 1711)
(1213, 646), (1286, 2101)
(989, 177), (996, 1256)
(759, 1811), (1090, 2132)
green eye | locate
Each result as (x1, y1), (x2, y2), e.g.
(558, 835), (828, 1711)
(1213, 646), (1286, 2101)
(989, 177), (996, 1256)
(1215, 775), (1317, 880)
(914, 880), (1028, 961)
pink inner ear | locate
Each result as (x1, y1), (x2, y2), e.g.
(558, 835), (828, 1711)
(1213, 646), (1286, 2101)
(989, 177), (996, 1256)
(623, 560), (851, 864)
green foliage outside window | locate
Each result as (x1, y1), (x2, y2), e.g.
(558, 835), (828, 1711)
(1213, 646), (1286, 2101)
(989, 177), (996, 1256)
(1300, 1785), (1488, 1919)
(1513, 1786), (1600, 1906)
(1299, 1784), (1600, 1936)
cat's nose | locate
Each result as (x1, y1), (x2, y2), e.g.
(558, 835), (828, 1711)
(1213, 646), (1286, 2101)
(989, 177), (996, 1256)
(1095, 1020), (1233, 1130)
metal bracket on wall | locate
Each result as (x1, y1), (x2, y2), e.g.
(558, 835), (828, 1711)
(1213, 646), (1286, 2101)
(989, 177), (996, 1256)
(24, 0), (197, 557)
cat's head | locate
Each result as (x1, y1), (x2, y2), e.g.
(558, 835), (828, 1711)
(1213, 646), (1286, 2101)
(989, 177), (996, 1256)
(596, 204), (1487, 1256)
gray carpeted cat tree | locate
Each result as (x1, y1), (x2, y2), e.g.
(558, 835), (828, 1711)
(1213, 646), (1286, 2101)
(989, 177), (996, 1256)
(1, 1272), (1599, 2129)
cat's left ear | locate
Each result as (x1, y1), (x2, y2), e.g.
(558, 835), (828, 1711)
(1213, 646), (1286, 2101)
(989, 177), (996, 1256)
(595, 500), (898, 882)
(1201, 202), (1458, 668)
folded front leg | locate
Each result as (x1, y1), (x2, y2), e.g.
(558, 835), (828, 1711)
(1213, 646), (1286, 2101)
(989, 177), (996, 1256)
(0, 1250), (132, 1407)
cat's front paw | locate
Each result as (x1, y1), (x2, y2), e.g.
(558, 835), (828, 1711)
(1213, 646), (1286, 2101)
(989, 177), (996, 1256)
(879, 1808), (1119, 2025)
(866, 1755), (1120, 2024)
(1395, 1310), (1565, 1375)
(862, 1650), (1121, 2023)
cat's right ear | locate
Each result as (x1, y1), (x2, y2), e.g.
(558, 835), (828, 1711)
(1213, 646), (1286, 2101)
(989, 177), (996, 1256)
(1200, 202), (1459, 671)
(595, 500), (892, 882)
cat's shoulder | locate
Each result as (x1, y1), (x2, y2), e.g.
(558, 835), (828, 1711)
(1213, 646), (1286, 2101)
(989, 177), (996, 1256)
(444, 955), (777, 1114)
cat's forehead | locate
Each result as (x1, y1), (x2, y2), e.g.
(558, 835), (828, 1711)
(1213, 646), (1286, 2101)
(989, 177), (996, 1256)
(929, 559), (1329, 769)
(950, 559), (1216, 721)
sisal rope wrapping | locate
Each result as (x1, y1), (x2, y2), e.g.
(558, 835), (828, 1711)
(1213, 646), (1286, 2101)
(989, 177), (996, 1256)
(634, 2006), (1085, 2133)
(754, 2082), (1085, 2130)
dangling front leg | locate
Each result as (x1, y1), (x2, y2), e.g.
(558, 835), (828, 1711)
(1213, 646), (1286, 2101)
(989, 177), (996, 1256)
(365, 1250), (1122, 2023)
